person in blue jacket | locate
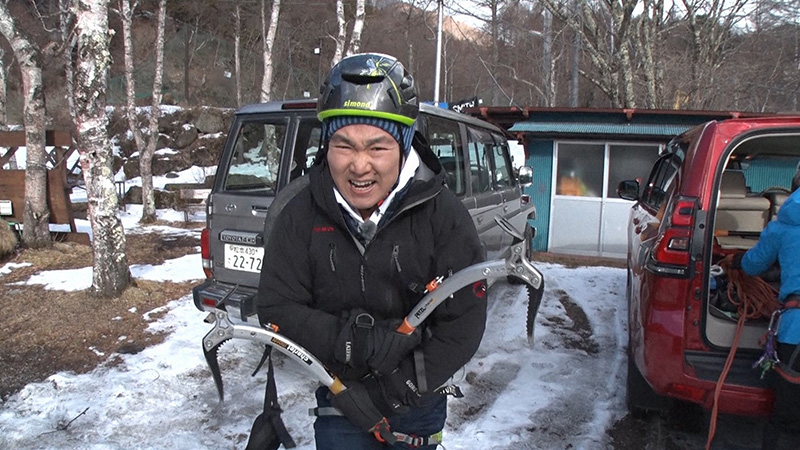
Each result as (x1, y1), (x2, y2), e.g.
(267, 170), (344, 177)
(730, 166), (800, 450)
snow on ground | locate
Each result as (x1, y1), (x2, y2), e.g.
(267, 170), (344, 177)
(0, 211), (629, 449)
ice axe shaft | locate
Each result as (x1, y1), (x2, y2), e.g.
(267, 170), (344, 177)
(202, 310), (345, 397)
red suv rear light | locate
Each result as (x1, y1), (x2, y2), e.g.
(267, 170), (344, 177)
(201, 228), (213, 278)
(654, 227), (692, 266)
(649, 198), (697, 276)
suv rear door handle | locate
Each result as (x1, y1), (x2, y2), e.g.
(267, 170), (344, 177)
(252, 205), (269, 217)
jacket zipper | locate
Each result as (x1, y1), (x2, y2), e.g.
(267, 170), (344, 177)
(392, 245), (402, 273)
(329, 243), (337, 272)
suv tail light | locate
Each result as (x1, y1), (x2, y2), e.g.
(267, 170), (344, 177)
(201, 227), (213, 278)
(648, 197), (698, 276)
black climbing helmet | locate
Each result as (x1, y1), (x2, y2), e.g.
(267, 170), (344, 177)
(317, 53), (418, 127)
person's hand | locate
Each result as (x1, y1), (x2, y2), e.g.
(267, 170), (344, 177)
(371, 358), (423, 415)
(367, 319), (422, 375)
(334, 311), (422, 375)
(330, 381), (396, 445)
(720, 252), (744, 270)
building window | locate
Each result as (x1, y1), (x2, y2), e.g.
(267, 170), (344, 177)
(556, 143), (604, 197)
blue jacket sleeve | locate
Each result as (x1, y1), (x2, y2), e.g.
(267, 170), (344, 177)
(741, 222), (781, 277)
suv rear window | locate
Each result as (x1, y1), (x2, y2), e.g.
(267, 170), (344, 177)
(225, 120), (288, 192)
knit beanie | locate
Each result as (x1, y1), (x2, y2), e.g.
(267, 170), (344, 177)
(322, 116), (415, 155)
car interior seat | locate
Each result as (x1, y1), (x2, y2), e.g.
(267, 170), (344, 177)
(716, 171), (771, 233)
(764, 191), (790, 221)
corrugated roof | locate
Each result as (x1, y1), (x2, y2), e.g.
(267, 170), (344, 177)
(508, 122), (693, 136)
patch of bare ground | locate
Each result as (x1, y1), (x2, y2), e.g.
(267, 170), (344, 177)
(531, 251), (626, 269)
(0, 231), (200, 401)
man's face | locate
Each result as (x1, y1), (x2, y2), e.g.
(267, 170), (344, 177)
(327, 123), (402, 219)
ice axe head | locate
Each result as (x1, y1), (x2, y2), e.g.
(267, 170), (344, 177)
(202, 327), (227, 402)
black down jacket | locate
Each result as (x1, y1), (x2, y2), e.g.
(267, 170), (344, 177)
(256, 142), (486, 394)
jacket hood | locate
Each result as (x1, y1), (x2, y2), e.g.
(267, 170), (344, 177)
(777, 188), (800, 226)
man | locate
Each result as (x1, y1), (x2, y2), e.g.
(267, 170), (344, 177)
(256, 53), (487, 449)
(728, 165), (800, 450)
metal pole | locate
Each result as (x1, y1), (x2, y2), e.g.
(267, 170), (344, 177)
(434, 0), (443, 106)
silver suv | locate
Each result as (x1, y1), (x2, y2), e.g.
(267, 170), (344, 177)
(193, 100), (537, 324)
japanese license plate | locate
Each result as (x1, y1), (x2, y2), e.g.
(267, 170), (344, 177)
(224, 243), (264, 273)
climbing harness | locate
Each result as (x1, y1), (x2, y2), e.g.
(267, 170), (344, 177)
(308, 407), (443, 449)
(753, 310), (782, 379)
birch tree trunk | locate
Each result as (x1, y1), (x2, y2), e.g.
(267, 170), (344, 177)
(0, 2), (50, 248)
(542, 8), (555, 107)
(139, 0), (166, 223)
(0, 45), (9, 169)
(73, 0), (131, 298)
(121, 0), (146, 159)
(61, 0), (77, 122)
(260, 0), (281, 102)
(346, 0), (365, 56)
(639, 0), (665, 109)
(0, 45), (6, 129)
(332, 0), (346, 67)
(234, 2), (242, 106)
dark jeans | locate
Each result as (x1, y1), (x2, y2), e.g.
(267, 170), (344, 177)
(762, 342), (800, 450)
(313, 386), (446, 450)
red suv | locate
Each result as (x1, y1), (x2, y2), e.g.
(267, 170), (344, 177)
(617, 116), (800, 417)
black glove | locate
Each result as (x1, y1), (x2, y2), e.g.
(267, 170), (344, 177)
(368, 319), (422, 375)
(722, 252), (744, 270)
(334, 311), (422, 375)
(365, 357), (423, 416)
(330, 381), (397, 445)
(731, 252), (744, 270)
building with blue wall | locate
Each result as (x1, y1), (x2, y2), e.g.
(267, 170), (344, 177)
(466, 107), (768, 257)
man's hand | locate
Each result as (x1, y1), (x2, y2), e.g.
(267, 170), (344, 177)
(330, 381), (396, 445)
(335, 311), (422, 375)
(367, 320), (422, 375)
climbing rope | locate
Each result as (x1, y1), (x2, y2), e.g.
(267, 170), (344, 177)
(705, 259), (780, 450)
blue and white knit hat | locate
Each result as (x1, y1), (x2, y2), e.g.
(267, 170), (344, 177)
(322, 115), (416, 156)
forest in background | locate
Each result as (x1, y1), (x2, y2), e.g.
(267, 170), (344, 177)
(2, 0), (800, 125)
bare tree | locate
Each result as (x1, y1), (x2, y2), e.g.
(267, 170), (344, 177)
(332, 0), (368, 66)
(260, 0), (282, 102)
(234, 1), (242, 106)
(679, 0), (751, 109)
(347, 0), (366, 56)
(333, 0), (346, 66)
(119, 0), (167, 223)
(0, 45), (6, 130)
(60, 0), (77, 122)
(449, 0), (516, 105)
(73, 0), (131, 297)
(542, 7), (556, 106)
(541, 0), (639, 108)
(0, 2), (51, 248)
(635, 0), (673, 108)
